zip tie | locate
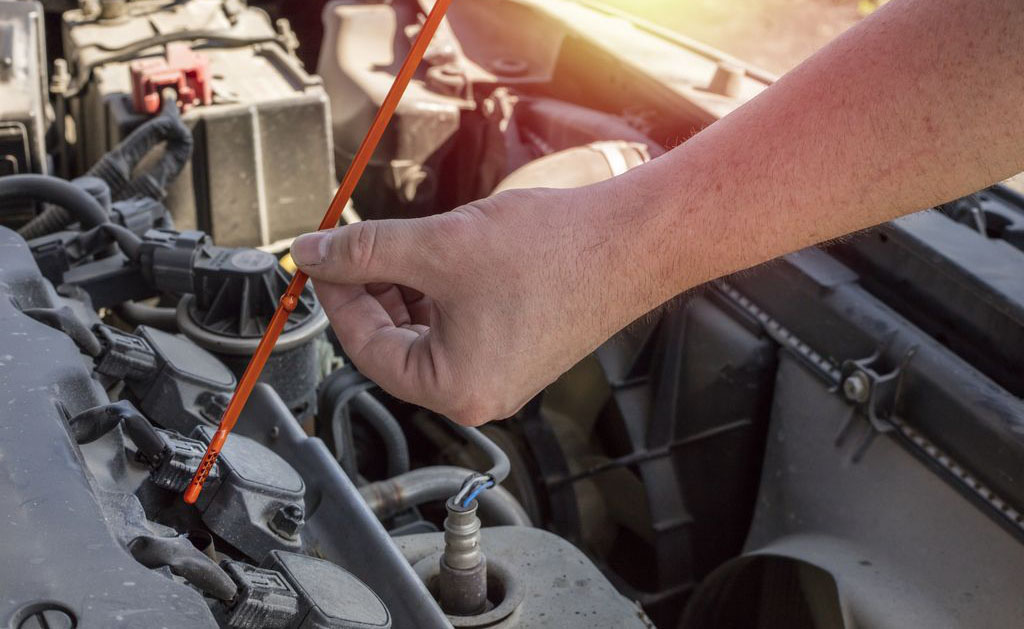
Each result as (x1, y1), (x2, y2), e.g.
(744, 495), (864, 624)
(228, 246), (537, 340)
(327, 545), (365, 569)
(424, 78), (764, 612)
(183, 0), (455, 504)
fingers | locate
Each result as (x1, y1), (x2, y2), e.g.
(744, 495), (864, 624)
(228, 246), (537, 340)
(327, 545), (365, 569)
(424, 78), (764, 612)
(313, 280), (437, 404)
(365, 283), (412, 327)
(398, 285), (432, 325)
(297, 218), (444, 408)
(291, 219), (434, 288)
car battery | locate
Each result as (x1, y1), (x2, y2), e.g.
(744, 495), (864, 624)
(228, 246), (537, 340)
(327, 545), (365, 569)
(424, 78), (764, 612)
(0, 0), (48, 221)
(61, 0), (335, 249)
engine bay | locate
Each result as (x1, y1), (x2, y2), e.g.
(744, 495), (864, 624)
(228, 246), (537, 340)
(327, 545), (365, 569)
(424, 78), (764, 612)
(3, 1), (1024, 628)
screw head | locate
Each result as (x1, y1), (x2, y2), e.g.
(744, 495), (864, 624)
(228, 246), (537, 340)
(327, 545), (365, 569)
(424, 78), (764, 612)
(843, 371), (871, 404)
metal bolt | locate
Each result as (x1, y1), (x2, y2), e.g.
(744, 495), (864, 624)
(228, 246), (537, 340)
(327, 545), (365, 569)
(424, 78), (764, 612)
(269, 503), (304, 540)
(843, 371), (871, 404)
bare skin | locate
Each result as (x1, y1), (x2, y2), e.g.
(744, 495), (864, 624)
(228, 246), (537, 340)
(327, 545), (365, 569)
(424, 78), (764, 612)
(291, 0), (1024, 426)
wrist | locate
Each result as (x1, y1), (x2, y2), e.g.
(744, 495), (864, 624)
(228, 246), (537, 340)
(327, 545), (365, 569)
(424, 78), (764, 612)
(576, 157), (723, 327)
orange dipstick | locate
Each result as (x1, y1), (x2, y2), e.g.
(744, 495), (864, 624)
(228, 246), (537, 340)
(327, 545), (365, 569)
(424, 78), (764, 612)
(184, 0), (455, 505)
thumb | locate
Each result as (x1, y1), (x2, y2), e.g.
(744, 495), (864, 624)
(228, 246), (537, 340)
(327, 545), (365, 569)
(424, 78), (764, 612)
(290, 219), (430, 286)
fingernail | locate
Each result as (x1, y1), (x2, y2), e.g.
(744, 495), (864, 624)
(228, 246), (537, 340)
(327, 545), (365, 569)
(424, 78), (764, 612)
(291, 232), (330, 267)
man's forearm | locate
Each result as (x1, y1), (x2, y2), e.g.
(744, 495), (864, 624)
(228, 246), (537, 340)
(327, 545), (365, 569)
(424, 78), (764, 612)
(292, 0), (1024, 425)
(599, 0), (1024, 318)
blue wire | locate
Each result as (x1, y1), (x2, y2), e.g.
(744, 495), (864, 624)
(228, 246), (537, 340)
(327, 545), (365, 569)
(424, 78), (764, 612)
(461, 480), (494, 507)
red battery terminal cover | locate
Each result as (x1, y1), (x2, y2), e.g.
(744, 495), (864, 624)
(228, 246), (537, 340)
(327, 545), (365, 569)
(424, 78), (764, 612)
(130, 43), (212, 114)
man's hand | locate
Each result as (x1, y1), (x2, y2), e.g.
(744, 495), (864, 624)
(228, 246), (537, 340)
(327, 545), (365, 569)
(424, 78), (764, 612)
(291, 186), (646, 426)
(294, 0), (1024, 425)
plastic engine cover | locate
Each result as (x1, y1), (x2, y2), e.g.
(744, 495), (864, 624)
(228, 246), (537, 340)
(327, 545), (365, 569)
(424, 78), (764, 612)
(0, 226), (217, 628)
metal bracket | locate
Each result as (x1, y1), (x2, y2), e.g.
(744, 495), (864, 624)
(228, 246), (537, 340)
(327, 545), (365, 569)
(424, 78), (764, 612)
(840, 353), (897, 433)
(832, 348), (908, 462)
(839, 345), (916, 434)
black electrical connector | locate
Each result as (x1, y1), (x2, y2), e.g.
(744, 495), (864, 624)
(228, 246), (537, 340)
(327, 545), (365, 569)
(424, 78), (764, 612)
(216, 561), (300, 629)
(112, 196), (169, 236)
(29, 238), (71, 285)
(94, 324), (159, 380)
(65, 399), (219, 492)
(143, 429), (220, 493)
(214, 552), (392, 629)
(139, 228), (209, 295)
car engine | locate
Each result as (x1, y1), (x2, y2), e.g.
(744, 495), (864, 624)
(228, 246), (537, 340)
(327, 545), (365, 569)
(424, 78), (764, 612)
(3, 1), (1024, 628)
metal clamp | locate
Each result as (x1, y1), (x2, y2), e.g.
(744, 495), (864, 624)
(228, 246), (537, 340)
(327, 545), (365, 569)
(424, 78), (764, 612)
(839, 343), (918, 433)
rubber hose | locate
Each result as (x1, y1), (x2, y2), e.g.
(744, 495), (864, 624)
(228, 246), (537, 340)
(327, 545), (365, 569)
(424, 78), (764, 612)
(448, 421), (511, 485)
(317, 367), (377, 478)
(359, 466), (531, 527)
(67, 400), (161, 450)
(1, 174), (108, 230)
(96, 222), (144, 260)
(128, 535), (237, 601)
(351, 390), (411, 477)
(120, 408), (170, 457)
(319, 370), (507, 486)
(74, 175), (113, 209)
(18, 175), (111, 241)
(325, 380), (371, 478)
(21, 306), (103, 357)
(116, 300), (179, 331)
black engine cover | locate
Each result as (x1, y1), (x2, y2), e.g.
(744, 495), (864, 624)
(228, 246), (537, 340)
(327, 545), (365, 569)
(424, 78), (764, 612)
(0, 226), (217, 628)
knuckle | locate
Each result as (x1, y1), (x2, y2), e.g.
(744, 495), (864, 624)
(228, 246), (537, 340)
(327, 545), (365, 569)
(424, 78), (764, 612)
(488, 186), (546, 211)
(340, 221), (379, 271)
(437, 205), (483, 238)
